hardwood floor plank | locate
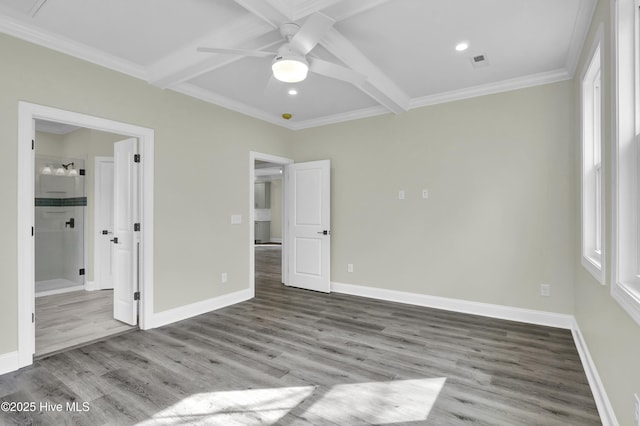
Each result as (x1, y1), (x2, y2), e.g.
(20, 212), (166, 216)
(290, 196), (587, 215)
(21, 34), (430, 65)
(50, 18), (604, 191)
(0, 245), (600, 425)
(35, 289), (136, 357)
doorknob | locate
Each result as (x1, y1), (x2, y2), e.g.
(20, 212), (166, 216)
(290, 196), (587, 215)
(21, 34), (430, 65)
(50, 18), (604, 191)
(110, 237), (119, 244)
(317, 230), (331, 235)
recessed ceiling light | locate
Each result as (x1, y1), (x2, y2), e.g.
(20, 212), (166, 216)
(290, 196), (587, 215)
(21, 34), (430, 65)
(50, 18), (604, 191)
(288, 89), (298, 95)
(455, 42), (469, 52)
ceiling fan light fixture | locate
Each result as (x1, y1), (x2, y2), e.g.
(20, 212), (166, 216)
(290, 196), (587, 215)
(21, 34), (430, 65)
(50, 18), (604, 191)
(272, 55), (309, 83)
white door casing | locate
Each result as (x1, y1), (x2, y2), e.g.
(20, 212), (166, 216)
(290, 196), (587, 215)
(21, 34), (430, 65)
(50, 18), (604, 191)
(95, 157), (114, 290)
(286, 160), (331, 293)
(18, 102), (154, 372)
(113, 138), (139, 325)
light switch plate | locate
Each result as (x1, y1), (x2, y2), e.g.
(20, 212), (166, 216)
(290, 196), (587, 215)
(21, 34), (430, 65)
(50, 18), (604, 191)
(231, 214), (242, 224)
(422, 189), (429, 199)
(399, 190), (405, 200)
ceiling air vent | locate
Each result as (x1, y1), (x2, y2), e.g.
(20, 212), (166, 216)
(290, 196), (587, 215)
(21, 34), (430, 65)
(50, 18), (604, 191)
(470, 54), (489, 68)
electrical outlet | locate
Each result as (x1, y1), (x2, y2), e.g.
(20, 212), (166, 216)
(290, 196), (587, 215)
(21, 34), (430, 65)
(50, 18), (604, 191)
(633, 393), (639, 425)
(398, 190), (405, 200)
(347, 264), (354, 273)
(540, 284), (551, 297)
(221, 272), (228, 283)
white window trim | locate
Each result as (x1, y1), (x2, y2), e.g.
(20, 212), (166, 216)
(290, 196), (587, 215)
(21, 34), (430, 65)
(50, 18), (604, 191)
(611, 0), (640, 326)
(581, 24), (605, 284)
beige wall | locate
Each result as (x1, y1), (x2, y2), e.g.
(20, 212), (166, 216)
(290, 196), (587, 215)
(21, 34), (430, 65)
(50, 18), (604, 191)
(573, 0), (640, 425)
(0, 33), (292, 355)
(270, 179), (282, 240)
(293, 81), (576, 313)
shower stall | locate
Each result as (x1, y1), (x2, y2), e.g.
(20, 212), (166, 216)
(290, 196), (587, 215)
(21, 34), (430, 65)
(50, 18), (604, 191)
(35, 155), (86, 296)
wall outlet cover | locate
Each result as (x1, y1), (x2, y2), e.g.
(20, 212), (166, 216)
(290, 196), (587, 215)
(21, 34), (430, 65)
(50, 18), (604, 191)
(347, 264), (354, 273)
(221, 272), (228, 283)
(231, 214), (242, 225)
(399, 190), (405, 200)
(540, 284), (551, 297)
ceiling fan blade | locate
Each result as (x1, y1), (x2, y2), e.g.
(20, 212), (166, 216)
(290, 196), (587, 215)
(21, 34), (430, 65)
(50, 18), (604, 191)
(289, 13), (335, 55)
(197, 47), (275, 58)
(309, 58), (366, 85)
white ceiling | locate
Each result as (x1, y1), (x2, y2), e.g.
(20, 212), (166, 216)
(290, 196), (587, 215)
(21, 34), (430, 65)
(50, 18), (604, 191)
(0, 0), (596, 130)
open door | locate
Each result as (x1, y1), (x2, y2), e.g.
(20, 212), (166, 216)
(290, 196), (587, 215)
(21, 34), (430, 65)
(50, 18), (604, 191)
(286, 160), (331, 293)
(113, 138), (139, 325)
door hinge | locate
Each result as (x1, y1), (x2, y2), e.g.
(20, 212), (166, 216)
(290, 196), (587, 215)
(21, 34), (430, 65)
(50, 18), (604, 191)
(32, 313), (35, 323)
(31, 227), (34, 236)
(134, 223), (141, 232)
(134, 291), (140, 301)
(134, 154), (141, 163)
(79, 268), (85, 276)
(31, 139), (34, 150)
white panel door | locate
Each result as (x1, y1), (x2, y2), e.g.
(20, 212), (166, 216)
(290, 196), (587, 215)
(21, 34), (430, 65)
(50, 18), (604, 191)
(95, 157), (114, 290)
(113, 138), (138, 325)
(286, 160), (330, 293)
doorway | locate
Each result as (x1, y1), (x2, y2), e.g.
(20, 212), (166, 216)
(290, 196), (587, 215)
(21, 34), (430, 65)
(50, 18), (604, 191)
(250, 152), (292, 295)
(17, 102), (154, 369)
(32, 121), (136, 357)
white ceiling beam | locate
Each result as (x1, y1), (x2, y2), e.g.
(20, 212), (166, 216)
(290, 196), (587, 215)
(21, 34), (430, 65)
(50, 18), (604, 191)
(321, 28), (409, 113)
(232, 0), (288, 27)
(147, 15), (274, 88)
(287, 0), (343, 21)
(325, 0), (395, 21)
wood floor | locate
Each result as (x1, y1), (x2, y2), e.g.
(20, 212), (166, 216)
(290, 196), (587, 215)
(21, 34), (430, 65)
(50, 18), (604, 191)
(0, 246), (600, 425)
(36, 289), (136, 357)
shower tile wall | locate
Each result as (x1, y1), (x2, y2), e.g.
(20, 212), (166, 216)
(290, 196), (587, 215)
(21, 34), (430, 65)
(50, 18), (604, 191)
(35, 155), (86, 287)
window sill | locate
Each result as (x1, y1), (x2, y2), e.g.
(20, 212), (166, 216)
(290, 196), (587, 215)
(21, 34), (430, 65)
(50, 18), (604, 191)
(581, 255), (604, 284)
(611, 281), (640, 327)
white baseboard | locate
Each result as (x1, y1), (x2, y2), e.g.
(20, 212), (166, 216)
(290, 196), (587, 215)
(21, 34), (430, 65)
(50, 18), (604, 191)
(331, 281), (574, 329)
(0, 351), (19, 376)
(85, 280), (99, 291)
(571, 320), (619, 426)
(150, 288), (253, 329)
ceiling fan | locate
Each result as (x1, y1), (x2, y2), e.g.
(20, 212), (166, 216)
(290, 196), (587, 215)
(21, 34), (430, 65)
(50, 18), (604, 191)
(197, 13), (364, 85)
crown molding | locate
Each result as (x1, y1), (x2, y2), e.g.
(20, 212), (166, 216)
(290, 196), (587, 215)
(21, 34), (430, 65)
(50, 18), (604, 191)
(565, 0), (599, 77)
(173, 82), (293, 129)
(289, 105), (388, 130)
(0, 14), (147, 80)
(409, 68), (572, 110)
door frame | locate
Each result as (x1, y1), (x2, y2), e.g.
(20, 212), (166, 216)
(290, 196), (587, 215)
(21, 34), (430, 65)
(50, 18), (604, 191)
(17, 102), (155, 368)
(249, 152), (293, 295)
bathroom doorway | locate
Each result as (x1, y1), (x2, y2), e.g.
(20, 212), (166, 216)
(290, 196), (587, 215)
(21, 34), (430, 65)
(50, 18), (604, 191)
(33, 120), (135, 357)
(17, 102), (154, 368)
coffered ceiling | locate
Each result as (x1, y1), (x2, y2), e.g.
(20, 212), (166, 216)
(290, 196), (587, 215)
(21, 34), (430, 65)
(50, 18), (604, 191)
(0, 0), (596, 129)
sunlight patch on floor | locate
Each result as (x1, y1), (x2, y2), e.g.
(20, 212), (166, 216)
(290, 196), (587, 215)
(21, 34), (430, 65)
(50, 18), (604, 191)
(301, 378), (447, 424)
(138, 386), (315, 425)
(138, 378), (446, 425)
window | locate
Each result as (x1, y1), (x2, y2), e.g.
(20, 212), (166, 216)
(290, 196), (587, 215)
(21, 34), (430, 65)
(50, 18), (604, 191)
(612, 0), (640, 325)
(581, 37), (604, 282)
